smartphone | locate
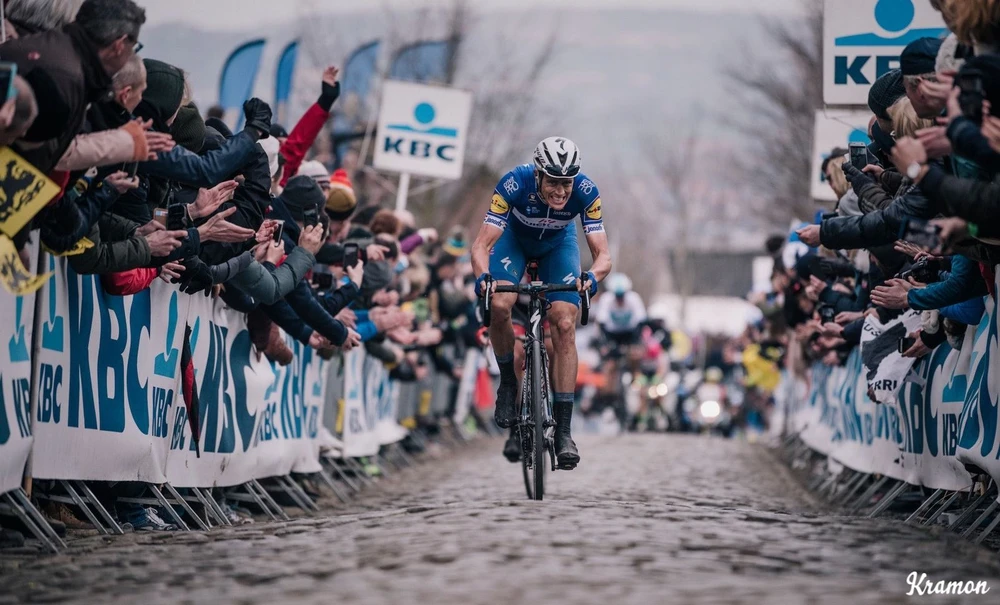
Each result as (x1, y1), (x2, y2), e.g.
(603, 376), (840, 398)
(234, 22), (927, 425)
(958, 69), (984, 124)
(818, 304), (836, 324)
(153, 207), (168, 227)
(343, 243), (359, 268)
(898, 337), (917, 354)
(272, 219), (285, 245)
(899, 218), (942, 251)
(0, 63), (17, 105)
(311, 273), (333, 289)
(303, 206), (319, 228)
(849, 142), (869, 171)
(124, 161), (138, 179)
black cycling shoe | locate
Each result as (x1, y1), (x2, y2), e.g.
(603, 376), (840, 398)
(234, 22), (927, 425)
(553, 401), (580, 470)
(494, 376), (518, 429)
(503, 429), (522, 462)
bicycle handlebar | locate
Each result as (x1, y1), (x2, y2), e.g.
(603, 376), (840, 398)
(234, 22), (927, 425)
(481, 278), (590, 328)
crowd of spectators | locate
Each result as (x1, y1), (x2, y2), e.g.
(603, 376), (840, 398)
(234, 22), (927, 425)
(743, 0), (1000, 404)
(0, 0), (483, 532)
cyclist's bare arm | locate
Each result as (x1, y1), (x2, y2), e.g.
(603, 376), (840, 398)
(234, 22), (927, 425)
(583, 230), (612, 287)
(471, 222), (503, 279)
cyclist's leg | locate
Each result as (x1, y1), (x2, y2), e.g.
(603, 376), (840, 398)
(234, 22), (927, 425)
(503, 320), (528, 462)
(537, 230), (582, 468)
(488, 228), (526, 429)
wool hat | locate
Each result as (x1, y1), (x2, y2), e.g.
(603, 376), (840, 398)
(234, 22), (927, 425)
(279, 175), (325, 222)
(170, 104), (206, 153)
(269, 123), (289, 138)
(297, 160), (331, 186)
(325, 169), (357, 220)
(868, 69), (905, 120)
(204, 117), (233, 139)
(135, 59), (185, 130)
(900, 38), (944, 76)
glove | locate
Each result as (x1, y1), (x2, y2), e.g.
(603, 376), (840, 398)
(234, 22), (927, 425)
(582, 271), (598, 296)
(178, 257), (213, 295)
(841, 161), (874, 192)
(242, 98), (272, 139)
(317, 81), (340, 112)
(475, 273), (491, 298)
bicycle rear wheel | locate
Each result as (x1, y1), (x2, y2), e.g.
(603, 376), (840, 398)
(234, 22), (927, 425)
(531, 339), (545, 501)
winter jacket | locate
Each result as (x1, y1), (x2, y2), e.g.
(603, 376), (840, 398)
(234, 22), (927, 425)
(284, 280), (349, 346)
(56, 121), (148, 171)
(261, 299), (313, 344)
(226, 247), (316, 306)
(819, 184), (935, 250)
(4, 23), (113, 172)
(102, 267), (160, 296)
(69, 214), (150, 275)
(947, 117), (1000, 175)
(907, 255), (989, 311)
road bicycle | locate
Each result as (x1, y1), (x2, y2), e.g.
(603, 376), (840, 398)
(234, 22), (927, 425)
(481, 261), (590, 501)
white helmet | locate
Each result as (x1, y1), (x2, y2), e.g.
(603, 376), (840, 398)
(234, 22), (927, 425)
(607, 273), (632, 296)
(533, 137), (581, 179)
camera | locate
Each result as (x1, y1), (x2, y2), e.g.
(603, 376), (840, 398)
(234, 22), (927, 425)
(848, 142), (872, 171)
(898, 257), (941, 284)
(303, 206), (319, 228)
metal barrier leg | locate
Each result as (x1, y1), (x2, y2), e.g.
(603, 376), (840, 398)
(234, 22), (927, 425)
(847, 476), (891, 514)
(867, 481), (908, 518)
(374, 454), (392, 478)
(904, 489), (943, 525)
(199, 489), (232, 526)
(920, 490), (963, 526)
(974, 507), (1000, 545)
(10, 489), (66, 548)
(148, 485), (189, 531)
(961, 500), (999, 539)
(250, 480), (290, 521)
(839, 474), (875, 507)
(280, 476), (318, 513)
(348, 458), (375, 487)
(393, 443), (415, 468)
(162, 484), (209, 531)
(73, 481), (124, 535)
(189, 488), (225, 527)
(316, 467), (350, 504)
(60, 480), (109, 535)
(947, 491), (994, 530)
(831, 473), (865, 505)
(242, 482), (278, 522)
(2, 492), (60, 554)
(325, 458), (361, 492)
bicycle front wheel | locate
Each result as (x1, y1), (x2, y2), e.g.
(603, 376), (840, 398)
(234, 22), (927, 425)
(520, 425), (533, 500)
(531, 338), (545, 501)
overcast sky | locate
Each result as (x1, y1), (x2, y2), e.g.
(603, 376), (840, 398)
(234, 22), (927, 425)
(143, 0), (804, 30)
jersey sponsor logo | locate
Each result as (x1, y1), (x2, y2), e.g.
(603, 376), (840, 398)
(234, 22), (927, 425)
(562, 273), (576, 285)
(530, 310), (542, 334)
(501, 256), (513, 271)
(578, 179), (596, 195)
(584, 223), (605, 235)
(511, 207), (572, 230)
(585, 197), (602, 220)
(503, 175), (519, 195)
(490, 193), (509, 215)
(484, 215), (507, 230)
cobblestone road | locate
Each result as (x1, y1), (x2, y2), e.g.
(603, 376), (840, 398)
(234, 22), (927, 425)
(3, 434), (1000, 605)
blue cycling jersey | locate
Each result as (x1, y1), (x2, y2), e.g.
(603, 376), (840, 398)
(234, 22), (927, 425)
(483, 164), (605, 240)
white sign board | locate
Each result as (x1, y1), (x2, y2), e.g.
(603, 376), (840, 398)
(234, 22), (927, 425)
(823, 0), (947, 105)
(811, 109), (872, 202)
(373, 80), (472, 180)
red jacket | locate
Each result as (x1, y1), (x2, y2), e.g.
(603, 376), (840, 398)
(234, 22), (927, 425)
(101, 267), (160, 296)
(279, 103), (330, 187)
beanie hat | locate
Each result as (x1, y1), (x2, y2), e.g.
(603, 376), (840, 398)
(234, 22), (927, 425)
(135, 59), (185, 131)
(170, 104), (206, 153)
(900, 38), (944, 76)
(257, 136), (281, 179)
(269, 123), (289, 138)
(279, 175), (325, 222)
(297, 160), (330, 186)
(201, 126), (226, 154)
(325, 169), (358, 220)
(867, 69), (905, 120)
(204, 117), (233, 139)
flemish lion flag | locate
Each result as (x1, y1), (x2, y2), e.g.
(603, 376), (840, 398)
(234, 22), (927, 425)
(0, 234), (51, 295)
(0, 147), (62, 237)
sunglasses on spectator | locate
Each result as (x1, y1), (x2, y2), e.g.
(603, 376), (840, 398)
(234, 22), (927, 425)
(126, 35), (143, 53)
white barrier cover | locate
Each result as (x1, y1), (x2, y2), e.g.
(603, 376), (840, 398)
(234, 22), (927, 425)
(0, 244), (38, 494)
(165, 297), (326, 487)
(956, 294), (1000, 485)
(31, 261), (186, 483)
(860, 310), (922, 404)
(341, 348), (380, 457)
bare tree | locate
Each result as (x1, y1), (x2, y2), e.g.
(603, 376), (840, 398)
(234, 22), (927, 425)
(723, 0), (823, 226)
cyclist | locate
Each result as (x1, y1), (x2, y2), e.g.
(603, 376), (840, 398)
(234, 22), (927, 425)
(472, 137), (612, 470)
(593, 273), (647, 353)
